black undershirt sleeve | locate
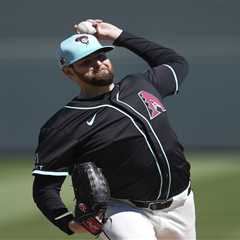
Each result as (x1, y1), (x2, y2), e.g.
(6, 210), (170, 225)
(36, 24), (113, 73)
(32, 175), (74, 235)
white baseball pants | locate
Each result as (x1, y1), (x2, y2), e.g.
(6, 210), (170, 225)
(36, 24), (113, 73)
(100, 187), (196, 240)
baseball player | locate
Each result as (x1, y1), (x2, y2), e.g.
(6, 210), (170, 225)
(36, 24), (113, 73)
(32, 19), (196, 240)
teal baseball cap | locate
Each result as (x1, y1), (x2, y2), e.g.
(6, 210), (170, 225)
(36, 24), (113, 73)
(57, 34), (114, 67)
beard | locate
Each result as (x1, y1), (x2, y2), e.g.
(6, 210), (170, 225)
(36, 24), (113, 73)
(79, 68), (114, 86)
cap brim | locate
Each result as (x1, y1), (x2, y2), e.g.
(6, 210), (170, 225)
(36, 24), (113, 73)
(70, 46), (114, 65)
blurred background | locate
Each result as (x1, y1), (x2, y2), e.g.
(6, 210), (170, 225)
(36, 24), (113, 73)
(0, 0), (239, 239)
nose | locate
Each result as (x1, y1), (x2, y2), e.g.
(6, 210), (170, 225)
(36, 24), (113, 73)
(92, 60), (104, 70)
(96, 60), (103, 66)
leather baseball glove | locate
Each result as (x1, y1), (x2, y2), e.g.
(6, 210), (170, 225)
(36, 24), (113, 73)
(71, 162), (110, 235)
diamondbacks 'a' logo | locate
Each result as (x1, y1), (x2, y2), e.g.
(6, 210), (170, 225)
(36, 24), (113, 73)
(138, 90), (166, 120)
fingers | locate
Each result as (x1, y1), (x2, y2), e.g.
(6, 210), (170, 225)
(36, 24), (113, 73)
(74, 19), (103, 33)
(86, 19), (103, 27)
(86, 19), (103, 23)
(74, 24), (80, 34)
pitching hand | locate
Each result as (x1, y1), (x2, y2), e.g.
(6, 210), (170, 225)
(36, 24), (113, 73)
(74, 19), (122, 42)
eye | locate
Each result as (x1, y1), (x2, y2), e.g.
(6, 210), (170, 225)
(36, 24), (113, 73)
(84, 59), (91, 65)
(81, 59), (92, 66)
(97, 53), (107, 62)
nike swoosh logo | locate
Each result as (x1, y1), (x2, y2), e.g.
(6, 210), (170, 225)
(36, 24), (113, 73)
(86, 113), (97, 126)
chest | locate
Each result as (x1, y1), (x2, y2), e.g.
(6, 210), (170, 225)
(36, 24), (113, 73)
(66, 81), (169, 153)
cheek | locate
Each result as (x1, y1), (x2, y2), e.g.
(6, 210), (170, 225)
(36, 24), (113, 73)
(74, 66), (91, 76)
(105, 60), (113, 72)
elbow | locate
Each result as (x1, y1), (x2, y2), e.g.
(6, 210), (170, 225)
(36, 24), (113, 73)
(174, 56), (189, 86)
(174, 54), (189, 78)
(169, 56), (189, 93)
(166, 53), (190, 82)
(181, 57), (189, 79)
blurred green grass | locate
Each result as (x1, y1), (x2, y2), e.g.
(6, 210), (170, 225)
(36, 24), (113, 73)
(0, 151), (239, 240)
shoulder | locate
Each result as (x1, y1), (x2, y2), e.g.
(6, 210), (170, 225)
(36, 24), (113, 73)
(40, 108), (69, 131)
(119, 72), (148, 87)
(38, 97), (81, 138)
(118, 72), (158, 96)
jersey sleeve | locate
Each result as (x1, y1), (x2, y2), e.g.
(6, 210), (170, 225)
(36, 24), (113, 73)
(32, 127), (77, 176)
(143, 61), (187, 98)
(114, 31), (189, 98)
(32, 175), (74, 235)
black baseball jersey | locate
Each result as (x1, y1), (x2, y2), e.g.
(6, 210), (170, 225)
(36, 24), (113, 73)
(32, 31), (190, 234)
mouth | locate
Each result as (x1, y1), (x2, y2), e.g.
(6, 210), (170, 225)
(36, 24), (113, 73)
(93, 68), (110, 74)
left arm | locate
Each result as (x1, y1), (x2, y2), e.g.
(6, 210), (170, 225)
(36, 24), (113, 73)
(32, 175), (86, 234)
(32, 175), (75, 234)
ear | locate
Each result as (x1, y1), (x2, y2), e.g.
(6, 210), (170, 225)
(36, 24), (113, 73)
(62, 66), (74, 78)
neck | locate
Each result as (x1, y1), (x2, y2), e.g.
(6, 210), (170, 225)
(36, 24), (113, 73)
(79, 83), (115, 98)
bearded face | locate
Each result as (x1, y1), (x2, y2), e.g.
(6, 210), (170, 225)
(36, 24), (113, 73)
(71, 52), (114, 86)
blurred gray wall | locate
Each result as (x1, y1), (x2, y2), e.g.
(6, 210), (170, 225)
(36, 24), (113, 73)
(0, 0), (239, 150)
